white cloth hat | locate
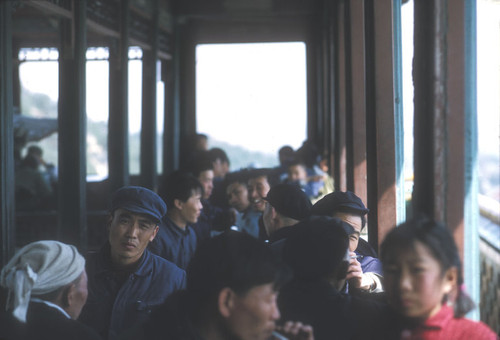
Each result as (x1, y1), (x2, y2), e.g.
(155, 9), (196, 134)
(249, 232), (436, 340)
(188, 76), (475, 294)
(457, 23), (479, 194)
(0, 240), (85, 322)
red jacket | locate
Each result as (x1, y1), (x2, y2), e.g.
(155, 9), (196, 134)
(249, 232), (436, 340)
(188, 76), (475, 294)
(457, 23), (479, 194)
(398, 305), (497, 340)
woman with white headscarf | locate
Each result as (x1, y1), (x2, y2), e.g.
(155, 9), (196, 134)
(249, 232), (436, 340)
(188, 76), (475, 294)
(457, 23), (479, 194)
(0, 240), (101, 340)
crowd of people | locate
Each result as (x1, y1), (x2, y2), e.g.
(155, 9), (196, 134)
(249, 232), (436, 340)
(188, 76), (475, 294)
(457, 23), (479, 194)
(1, 139), (497, 340)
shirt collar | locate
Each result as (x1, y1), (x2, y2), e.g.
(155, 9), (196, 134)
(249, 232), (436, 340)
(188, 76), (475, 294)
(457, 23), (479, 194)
(94, 242), (152, 278)
(30, 298), (71, 319)
(421, 305), (453, 330)
(164, 216), (192, 235)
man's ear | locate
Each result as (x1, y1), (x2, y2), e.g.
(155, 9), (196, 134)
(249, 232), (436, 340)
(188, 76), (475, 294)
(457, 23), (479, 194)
(443, 266), (458, 295)
(218, 287), (235, 318)
(174, 199), (183, 211)
(59, 283), (74, 309)
(106, 213), (113, 232)
(149, 226), (159, 242)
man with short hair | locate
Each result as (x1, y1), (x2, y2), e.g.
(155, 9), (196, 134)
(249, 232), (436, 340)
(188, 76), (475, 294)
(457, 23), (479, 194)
(191, 154), (234, 241)
(151, 171), (203, 269)
(287, 160), (324, 201)
(279, 216), (384, 340)
(79, 186), (186, 340)
(224, 170), (260, 238)
(208, 147), (231, 208)
(132, 231), (314, 340)
(247, 168), (272, 213)
(263, 183), (312, 243)
(208, 147), (230, 180)
(0, 240), (100, 340)
(311, 191), (383, 293)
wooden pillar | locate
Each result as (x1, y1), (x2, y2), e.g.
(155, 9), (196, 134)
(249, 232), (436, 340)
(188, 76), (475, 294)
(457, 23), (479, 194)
(346, 0), (368, 204)
(334, 1), (348, 192)
(178, 26), (196, 149)
(12, 49), (21, 110)
(1, 1), (15, 266)
(170, 20), (183, 171)
(58, 0), (87, 251)
(163, 59), (177, 175)
(412, 1), (447, 220)
(108, 0), (130, 192)
(306, 28), (319, 144)
(413, 0), (479, 315)
(365, 0), (402, 250)
(326, 3), (336, 173)
(140, 0), (159, 190)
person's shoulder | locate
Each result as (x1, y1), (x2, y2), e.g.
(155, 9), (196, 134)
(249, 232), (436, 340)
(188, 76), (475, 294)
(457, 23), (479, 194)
(145, 252), (187, 289)
(26, 303), (102, 340)
(359, 254), (383, 272)
(149, 252), (186, 276)
(448, 317), (498, 340)
(67, 319), (103, 340)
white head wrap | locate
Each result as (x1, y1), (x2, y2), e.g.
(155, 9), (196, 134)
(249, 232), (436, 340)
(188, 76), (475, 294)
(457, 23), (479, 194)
(0, 240), (85, 323)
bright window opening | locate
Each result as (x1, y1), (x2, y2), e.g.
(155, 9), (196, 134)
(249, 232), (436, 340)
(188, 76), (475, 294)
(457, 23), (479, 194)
(128, 47), (143, 175)
(86, 47), (109, 181)
(196, 42), (307, 170)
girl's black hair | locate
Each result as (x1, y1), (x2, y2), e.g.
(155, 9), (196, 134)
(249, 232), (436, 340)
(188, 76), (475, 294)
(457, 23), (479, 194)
(380, 215), (475, 318)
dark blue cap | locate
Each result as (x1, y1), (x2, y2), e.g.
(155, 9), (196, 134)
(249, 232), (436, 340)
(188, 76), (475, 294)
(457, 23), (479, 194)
(311, 191), (369, 216)
(110, 186), (166, 223)
(264, 183), (312, 220)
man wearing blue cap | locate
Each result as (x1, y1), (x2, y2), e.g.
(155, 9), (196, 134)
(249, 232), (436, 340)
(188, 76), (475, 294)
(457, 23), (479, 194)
(311, 191), (383, 294)
(79, 186), (186, 340)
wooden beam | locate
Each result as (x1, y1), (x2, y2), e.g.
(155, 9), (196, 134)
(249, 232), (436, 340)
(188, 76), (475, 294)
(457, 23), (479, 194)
(108, 0), (130, 192)
(57, 0), (87, 251)
(163, 59), (177, 175)
(413, 1), (447, 220)
(140, 0), (159, 190)
(26, 0), (73, 19)
(325, 2), (336, 173)
(1, 1), (16, 266)
(334, 1), (347, 192)
(365, 0), (400, 250)
(346, 0), (368, 203)
(413, 0), (479, 316)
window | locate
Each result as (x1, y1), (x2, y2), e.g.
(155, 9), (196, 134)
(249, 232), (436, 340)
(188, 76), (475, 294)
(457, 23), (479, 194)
(196, 42), (307, 170)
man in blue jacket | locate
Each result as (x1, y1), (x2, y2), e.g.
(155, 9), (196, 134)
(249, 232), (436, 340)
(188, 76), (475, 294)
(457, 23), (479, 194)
(150, 171), (203, 269)
(79, 186), (186, 340)
(311, 191), (383, 294)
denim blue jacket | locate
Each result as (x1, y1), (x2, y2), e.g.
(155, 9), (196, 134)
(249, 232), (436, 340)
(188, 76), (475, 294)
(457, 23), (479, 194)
(149, 216), (198, 270)
(79, 243), (186, 340)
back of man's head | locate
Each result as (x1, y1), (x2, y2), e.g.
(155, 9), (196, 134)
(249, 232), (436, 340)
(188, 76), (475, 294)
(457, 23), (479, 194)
(27, 145), (43, 158)
(283, 216), (351, 283)
(209, 147), (229, 165)
(278, 146), (295, 166)
(160, 171), (203, 210)
(186, 151), (213, 178)
(186, 231), (290, 307)
(0, 240), (86, 322)
(264, 183), (312, 221)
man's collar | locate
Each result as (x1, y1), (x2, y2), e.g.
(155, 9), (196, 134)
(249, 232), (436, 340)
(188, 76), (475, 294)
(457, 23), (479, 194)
(94, 243), (151, 277)
(31, 298), (71, 319)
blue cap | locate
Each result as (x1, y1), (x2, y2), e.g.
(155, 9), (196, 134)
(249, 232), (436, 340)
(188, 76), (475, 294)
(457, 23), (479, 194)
(311, 191), (369, 216)
(110, 186), (166, 223)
